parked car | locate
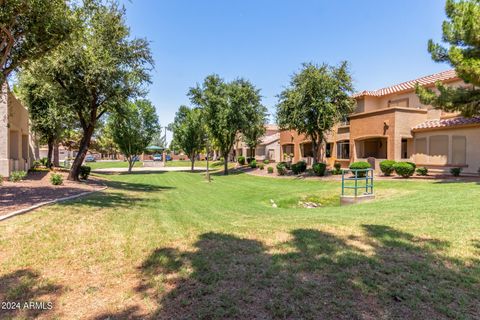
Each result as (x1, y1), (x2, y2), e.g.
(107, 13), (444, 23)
(166, 154), (172, 161)
(85, 155), (96, 162)
(153, 154), (162, 161)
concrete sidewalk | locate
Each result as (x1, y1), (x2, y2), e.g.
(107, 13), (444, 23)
(92, 166), (207, 173)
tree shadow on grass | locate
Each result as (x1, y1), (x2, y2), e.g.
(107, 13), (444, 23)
(104, 180), (175, 193)
(0, 269), (63, 319)
(93, 227), (480, 319)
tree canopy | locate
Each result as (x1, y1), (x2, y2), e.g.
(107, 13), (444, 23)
(416, 0), (480, 117)
(109, 99), (159, 172)
(276, 62), (355, 163)
(0, 0), (72, 81)
(22, 0), (153, 180)
(171, 105), (206, 171)
(189, 75), (265, 174)
(16, 70), (74, 167)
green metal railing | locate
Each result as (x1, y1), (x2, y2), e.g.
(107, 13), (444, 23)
(341, 168), (374, 197)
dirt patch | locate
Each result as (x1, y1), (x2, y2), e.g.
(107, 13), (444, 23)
(0, 170), (105, 217)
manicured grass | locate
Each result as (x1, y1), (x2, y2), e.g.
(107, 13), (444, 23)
(0, 171), (479, 319)
(86, 160), (143, 170)
(164, 160), (232, 168)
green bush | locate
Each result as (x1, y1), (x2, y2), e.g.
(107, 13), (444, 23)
(237, 156), (246, 165)
(267, 167), (274, 174)
(349, 161), (371, 177)
(416, 167), (428, 176)
(246, 157), (255, 164)
(40, 157), (49, 166)
(312, 162), (327, 176)
(9, 170), (27, 182)
(259, 163), (264, 170)
(50, 173), (63, 185)
(291, 161), (307, 174)
(249, 160), (257, 169)
(406, 161), (417, 171)
(79, 165), (91, 180)
(379, 160), (396, 176)
(450, 167), (462, 177)
(393, 162), (415, 178)
(276, 162), (287, 176)
(334, 162), (341, 171)
(0, 174), (3, 185)
(263, 159), (270, 164)
(32, 160), (42, 168)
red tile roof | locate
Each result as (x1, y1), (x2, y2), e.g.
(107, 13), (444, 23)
(353, 69), (458, 98)
(412, 116), (480, 131)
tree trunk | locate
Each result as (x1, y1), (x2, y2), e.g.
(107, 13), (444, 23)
(128, 157), (134, 173)
(223, 150), (228, 175)
(250, 146), (254, 161)
(53, 142), (60, 167)
(68, 125), (95, 181)
(190, 152), (195, 172)
(47, 137), (54, 168)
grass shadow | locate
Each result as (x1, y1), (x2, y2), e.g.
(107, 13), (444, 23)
(94, 226), (480, 319)
(0, 269), (63, 319)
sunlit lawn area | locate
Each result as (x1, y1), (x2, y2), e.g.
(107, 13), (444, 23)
(86, 160), (144, 170)
(0, 171), (479, 319)
(87, 160), (228, 170)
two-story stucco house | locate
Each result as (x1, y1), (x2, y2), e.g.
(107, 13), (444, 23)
(280, 70), (480, 174)
(233, 124), (281, 162)
(0, 83), (34, 177)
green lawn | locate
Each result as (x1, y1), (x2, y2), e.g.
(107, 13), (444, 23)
(0, 171), (479, 319)
(164, 160), (232, 168)
(86, 160), (144, 170)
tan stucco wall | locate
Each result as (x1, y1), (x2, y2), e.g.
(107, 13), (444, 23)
(0, 84), (32, 177)
(412, 126), (480, 174)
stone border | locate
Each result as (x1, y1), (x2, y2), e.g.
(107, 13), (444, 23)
(0, 186), (108, 222)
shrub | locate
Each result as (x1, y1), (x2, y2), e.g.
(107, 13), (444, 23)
(50, 173), (63, 185)
(450, 167), (462, 177)
(237, 156), (246, 165)
(0, 174), (3, 185)
(291, 163), (300, 175)
(263, 159), (270, 164)
(294, 161), (307, 174)
(312, 162), (327, 176)
(379, 160), (396, 176)
(259, 164), (264, 170)
(249, 160), (257, 169)
(32, 160), (42, 168)
(276, 162), (287, 176)
(40, 157), (49, 166)
(334, 162), (341, 171)
(246, 157), (255, 164)
(349, 161), (371, 177)
(9, 170), (27, 182)
(79, 165), (91, 180)
(393, 162), (415, 178)
(416, 167), (428, 176)
(267, 166), (274, 174)
(406, 161), (417, 171)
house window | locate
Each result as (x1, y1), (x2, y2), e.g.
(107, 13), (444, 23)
(326, 143), (333, 158)
(429, 135), (448, 157)
(337, 141), (350, 159)
(415, 138), (427, 154)
(301, 142), (313, 157)
(452, 136), (466, 165)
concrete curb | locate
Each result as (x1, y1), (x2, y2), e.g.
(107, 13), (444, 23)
(0, 186), (108, 222)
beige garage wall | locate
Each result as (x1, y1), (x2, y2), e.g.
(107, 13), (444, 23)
(413, 126), (480, 173)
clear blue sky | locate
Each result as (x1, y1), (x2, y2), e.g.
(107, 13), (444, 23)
(120, 0), (450, 137)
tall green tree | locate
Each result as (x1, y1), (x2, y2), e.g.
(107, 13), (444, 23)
(23, 0), (153, 180)
(16, 71), (74, 167)
(243, 100), (268, 160)
(416, 0), (480, 117)
(109, 99), (159, 173)
(276, 62), (355, 163)
(189, 75), (264, 175)
(171, 105), (206, 171)
(0, 0), (72, 81)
